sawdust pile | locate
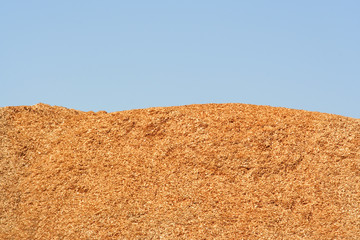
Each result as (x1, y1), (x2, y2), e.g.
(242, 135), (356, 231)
(1, 103), (359, 239)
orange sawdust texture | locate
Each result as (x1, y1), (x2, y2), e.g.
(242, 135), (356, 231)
(0, 103), (359, 239)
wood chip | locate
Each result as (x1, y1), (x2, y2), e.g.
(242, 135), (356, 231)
(1, 103), (359, 239)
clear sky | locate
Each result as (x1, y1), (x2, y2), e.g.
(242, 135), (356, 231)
(1, 1), (359, 118)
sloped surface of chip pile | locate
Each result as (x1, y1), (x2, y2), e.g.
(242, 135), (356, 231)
(1, 103), (359, 239)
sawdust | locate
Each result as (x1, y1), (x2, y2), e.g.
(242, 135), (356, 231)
(0, 103), (359, 239)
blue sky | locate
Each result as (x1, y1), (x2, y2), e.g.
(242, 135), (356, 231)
(1, 1), (359, 118)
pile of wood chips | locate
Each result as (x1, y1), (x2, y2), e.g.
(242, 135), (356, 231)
(1, 103), (359, 239)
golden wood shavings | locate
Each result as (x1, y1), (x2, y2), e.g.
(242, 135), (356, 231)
(0, 103), (359, 239)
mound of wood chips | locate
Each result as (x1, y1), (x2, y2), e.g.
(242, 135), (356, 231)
(1, 103), (359, 239)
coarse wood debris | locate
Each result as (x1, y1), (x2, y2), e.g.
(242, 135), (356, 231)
(0, 103), (359, 239)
